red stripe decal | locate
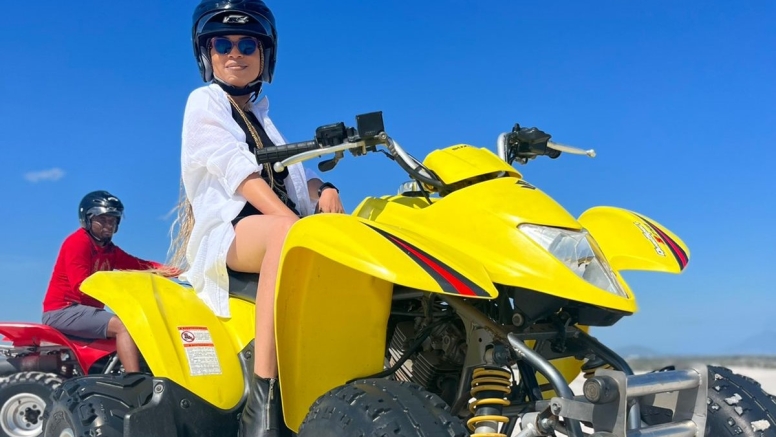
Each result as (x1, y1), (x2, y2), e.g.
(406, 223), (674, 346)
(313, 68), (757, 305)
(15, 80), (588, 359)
(386, 236), (478, 297)
(650, 225), (688, 267)
(638, 217), (689, 269)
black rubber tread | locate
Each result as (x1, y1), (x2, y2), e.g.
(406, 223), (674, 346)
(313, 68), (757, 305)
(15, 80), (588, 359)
(297, 378), (469, 437)
(0, 372), (63, 437)
(0, 371), (63, 393)
(706, 365), (776, 437)
(42, 373), (152, 437)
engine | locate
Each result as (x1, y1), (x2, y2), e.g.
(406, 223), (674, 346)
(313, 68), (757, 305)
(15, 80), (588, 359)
(386, 320), (467, 405)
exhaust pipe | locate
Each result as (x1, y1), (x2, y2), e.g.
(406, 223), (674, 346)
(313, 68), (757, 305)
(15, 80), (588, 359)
(0, 355), (61, 375)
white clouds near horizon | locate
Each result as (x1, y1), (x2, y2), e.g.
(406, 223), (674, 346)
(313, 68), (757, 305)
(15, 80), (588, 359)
(24, 168), (65, 183)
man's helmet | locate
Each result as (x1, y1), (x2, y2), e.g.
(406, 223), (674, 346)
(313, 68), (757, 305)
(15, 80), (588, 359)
(192, 0), (278, 95)
(78, 190), (124, 234)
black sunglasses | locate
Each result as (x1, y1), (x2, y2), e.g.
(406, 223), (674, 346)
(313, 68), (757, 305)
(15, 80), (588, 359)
(210, 37), (260, 56)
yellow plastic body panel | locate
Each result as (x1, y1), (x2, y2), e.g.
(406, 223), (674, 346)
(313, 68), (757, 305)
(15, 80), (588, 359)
(275, 251), (393, 431)
(80, 272), (251, 410)
(222, 297), (256, 354)
(578, 207), (690, 273)
(278, 214), (498, 299)
(277, 176), (669, 428)
(275, 214), (502, 430)
(422, 144), (521, 185)
(355, 177), (638, 313)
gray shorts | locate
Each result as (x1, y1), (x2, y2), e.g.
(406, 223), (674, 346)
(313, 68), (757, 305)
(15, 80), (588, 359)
(42, 305), (114, 340)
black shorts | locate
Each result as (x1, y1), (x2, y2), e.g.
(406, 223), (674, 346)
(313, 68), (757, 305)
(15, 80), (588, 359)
(231, 213), (259, 227)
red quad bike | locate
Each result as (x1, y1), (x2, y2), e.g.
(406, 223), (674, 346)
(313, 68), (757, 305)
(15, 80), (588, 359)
(0, 323), (117, 437)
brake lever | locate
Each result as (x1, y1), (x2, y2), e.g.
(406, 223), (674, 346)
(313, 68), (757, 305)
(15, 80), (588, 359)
(547, 141), (596, 158)
(318, 158), (337, 172)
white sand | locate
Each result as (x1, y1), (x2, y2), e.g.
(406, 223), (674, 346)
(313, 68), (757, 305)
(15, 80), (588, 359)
(721, 366), (776, 394)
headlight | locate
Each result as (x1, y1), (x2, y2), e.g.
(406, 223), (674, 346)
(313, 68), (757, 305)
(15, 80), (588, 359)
(519, 224), (627, 298)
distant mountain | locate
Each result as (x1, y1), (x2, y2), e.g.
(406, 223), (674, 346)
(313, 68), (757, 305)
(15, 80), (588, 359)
(724, 331), (776, 356)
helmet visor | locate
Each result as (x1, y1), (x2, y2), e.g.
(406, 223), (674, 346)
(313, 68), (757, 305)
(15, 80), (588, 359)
(86, 206), (123, 220)
(196, 10), (274, 46)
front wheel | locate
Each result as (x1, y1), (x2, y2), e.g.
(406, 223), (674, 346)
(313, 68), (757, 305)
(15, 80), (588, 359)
(706, 366), (776, 437)
(0, 371), (63, 437)
(298, 378), (468, 437)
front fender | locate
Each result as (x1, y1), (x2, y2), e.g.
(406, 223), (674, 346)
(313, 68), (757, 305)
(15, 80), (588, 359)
(275, 214), (497, 431)
(578, 207), (690, 273)
(284, 214), (498, 299)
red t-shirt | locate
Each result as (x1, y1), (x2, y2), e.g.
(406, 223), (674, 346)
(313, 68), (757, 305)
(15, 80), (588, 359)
(42, 228), (164, 312)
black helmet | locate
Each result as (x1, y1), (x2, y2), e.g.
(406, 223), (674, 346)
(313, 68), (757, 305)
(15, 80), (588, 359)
(78, 190), (124, 234)
(192, 0), (278, 96)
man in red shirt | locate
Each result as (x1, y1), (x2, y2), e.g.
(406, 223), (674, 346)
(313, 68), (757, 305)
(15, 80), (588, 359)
(42, 191), (167, 373)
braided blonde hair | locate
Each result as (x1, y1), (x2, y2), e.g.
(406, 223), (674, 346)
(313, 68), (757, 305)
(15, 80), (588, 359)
(167, 180), (194, 271)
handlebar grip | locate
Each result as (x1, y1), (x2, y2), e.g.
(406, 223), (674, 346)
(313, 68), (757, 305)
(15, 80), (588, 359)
(253, 140), (320, 165)
(509, 125), (561, 160)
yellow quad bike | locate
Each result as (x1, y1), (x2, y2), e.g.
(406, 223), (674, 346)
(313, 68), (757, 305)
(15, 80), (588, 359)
(42, 113), (775, 437)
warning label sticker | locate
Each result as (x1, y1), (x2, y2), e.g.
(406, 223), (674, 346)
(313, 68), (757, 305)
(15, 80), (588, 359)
(177, 326), (222, 376)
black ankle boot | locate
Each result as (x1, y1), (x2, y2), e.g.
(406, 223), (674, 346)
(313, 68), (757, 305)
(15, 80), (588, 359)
(238, 374), (281, 437)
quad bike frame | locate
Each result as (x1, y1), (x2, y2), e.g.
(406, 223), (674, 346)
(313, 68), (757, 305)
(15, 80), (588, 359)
(507, 331), (707, 437)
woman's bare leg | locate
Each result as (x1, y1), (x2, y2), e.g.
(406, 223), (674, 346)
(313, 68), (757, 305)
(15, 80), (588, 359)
(227, 214), (297, 378)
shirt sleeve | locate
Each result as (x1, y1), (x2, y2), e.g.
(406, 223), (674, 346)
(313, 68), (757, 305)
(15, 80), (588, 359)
(112, 246), (164, 271)
(182, 88), (261, 195)
(304, 167), (320, 182)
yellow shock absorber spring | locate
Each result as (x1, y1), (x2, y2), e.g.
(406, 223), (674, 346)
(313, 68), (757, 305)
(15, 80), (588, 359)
(467, 366), (512, 437)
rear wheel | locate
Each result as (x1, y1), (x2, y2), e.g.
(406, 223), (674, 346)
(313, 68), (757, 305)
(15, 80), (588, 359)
(42, 374), (152, 437)
(0, 371), (63, 437)
(298, 378), (468, 437)
(706, 366), (776, 437)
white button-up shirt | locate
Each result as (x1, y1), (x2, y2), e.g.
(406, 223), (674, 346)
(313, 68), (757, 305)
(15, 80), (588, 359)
(179, 84), (319, 317)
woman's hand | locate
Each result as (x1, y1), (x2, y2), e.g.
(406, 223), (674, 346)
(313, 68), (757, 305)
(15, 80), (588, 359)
(317, 188), (345, 214)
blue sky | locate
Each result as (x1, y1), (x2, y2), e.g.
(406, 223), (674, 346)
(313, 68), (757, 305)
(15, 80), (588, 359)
(1, 1), (773, 356)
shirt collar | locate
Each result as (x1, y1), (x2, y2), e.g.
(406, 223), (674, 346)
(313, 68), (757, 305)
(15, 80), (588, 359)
(251, 94), (270, 118)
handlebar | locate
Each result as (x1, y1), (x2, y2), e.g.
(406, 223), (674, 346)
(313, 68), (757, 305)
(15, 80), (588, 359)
(272, 141), (366, 172)
(254, 140), (320, 166)
(267, 112), (594, 195)
(272, 111), (388, 172)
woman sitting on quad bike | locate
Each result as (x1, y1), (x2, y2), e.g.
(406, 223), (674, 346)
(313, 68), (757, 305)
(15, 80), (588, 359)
(169, 1), (345, 435)
(41, 190), (172, 374)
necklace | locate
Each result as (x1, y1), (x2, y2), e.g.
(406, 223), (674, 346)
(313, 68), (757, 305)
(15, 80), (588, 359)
(225, 93), (277, 190)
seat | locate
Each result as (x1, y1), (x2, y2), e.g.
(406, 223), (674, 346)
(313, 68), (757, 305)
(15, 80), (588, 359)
(227, 267), (259, 303)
